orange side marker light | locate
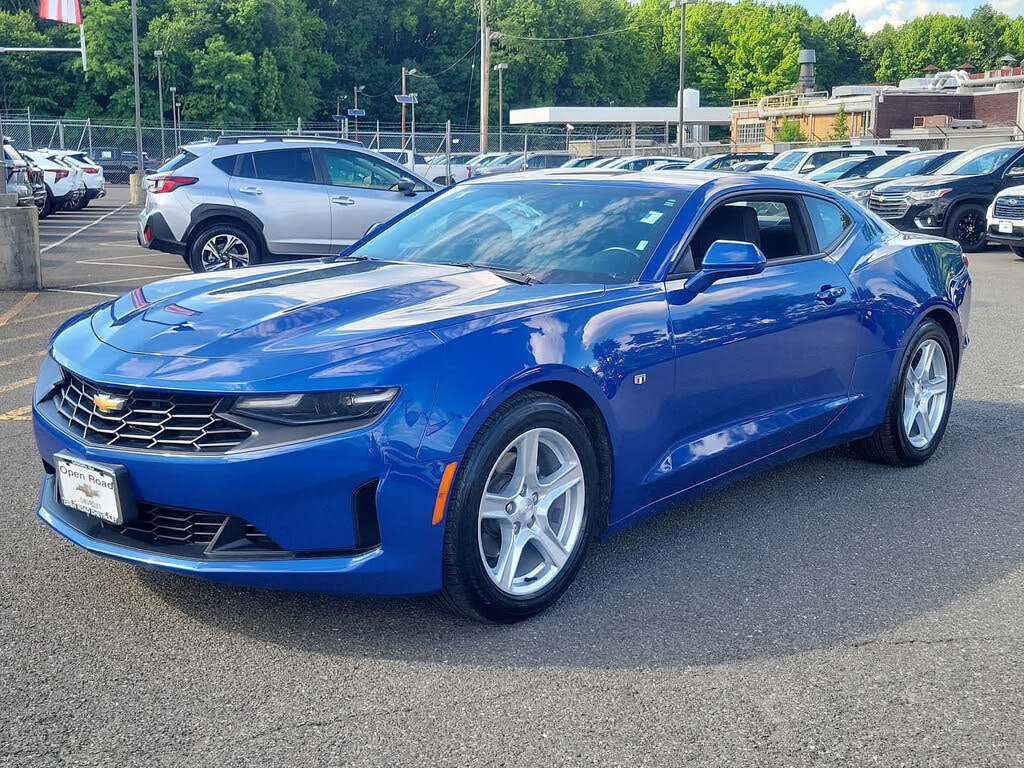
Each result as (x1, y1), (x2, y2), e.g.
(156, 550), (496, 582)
(432, 461), (458, 525)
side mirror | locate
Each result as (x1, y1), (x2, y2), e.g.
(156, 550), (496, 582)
(397, 177), (416, 196)
(683, 240), (766, 295)
(1006, 166), (1024, 177)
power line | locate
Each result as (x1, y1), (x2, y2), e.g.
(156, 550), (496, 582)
(410, 40), (480, 80)
(493, 22), (660, 43)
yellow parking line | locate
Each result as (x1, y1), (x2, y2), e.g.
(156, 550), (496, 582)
(0, 293), (39, 328)
(0, 378), (34, 393)
(0, 351), (44, 368)
(0, 405), (32, 421)
(0, 331), (49, 346)
(6, 306), (94, 326)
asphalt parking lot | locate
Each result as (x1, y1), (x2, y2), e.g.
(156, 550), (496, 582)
(1, 201), (1023, 766)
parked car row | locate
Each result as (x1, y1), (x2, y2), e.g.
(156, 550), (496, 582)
(3, 139), (107, 218)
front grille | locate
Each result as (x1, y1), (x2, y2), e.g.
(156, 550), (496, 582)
(868, 194), (909, 219)
(115, 502), (278, 548)
(51, 370), (253, 453)
(994, 198), (1024, 220)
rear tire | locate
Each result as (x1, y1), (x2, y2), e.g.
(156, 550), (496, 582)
(187, 223), (262, 273)
(1012, 246), (1024, 260)
(68, 195), (88, 211)
(857, 319), (954, 466)
(944, 204), (988, 253)
(39, 191), (54, 219)
(437, 391), (601, 623)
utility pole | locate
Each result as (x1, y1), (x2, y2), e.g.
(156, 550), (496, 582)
(401, 67), (416, 150)
(130, 0), (144, 182)
(493, 62), (507, 153)
(479, 0), (489, 152)
(155, 50), (165, 159)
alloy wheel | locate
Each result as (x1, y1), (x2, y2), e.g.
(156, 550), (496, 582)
(901, 338), (949, 449)
(200, 233), (250, 271)
(477, 427), (586, 596)
(955, 211), (985, 249)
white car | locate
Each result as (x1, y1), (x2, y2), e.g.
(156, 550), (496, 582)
(44, 149), (106, 207)
(761, 145), (918, 176)
(378, 150), (445, 183)
(422, 152), (477, 184)
(987, 185), (1024, 258)
(600, 155), (687, 171)
(22, 150), (85, 216)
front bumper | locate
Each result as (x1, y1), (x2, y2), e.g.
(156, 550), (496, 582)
(986, 219), (1024, 247)
(34, 400), (450, 597)
(868, 197), (950, 233)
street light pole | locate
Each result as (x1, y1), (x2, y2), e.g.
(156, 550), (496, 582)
(155, 50), (165, 160)
(671, 0), (690, 157)
(169, 86), (177, 148)
(353, 85), (365, 143)
(479, 0), (489, 152)
(493, 62), (507, 153)
(130, 0), (144, 182)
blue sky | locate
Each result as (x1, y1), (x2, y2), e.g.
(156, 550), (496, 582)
(801, 0), (1016, 34)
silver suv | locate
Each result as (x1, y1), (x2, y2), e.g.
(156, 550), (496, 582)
(138, 136), (440, 272)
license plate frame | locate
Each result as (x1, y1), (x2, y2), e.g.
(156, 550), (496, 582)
(54, 451), (137, 525)
(998, 221), (1014, 234)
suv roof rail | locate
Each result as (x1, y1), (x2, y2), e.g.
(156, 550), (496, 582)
(213, 135), (361, 147)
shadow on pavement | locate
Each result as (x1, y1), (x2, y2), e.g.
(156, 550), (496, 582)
(135, 397), (1023, 668)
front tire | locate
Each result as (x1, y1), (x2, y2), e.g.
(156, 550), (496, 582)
(1012, 246), (1024, 260)
(187, 223), (262, 273)
(944, 204), (988, 253)
(857, 319), (954, 466)
(438, 391), (601, 623)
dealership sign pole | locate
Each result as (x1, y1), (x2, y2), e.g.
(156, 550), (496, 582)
(1, 1), (87, 71)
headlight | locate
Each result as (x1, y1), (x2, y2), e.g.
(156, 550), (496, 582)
(230, 388), (400, 426)
(33, 355), (64, 404)
(846, 189), (871, 201)
(906, 187), (951, 203)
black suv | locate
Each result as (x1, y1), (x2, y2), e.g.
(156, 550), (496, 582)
(91, 147), (157, 184)
(868, 142), (1024, 252)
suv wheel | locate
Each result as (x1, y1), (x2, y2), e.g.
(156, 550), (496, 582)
(188, 223), (262, 273)
(945, 204), (988, 253)
(1012, 246), (1024, 260)
(39, 191), (53, 219)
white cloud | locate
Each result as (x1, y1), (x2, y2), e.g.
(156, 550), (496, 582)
(990, 0), (1017, 11)
(825, 0), (966, 32)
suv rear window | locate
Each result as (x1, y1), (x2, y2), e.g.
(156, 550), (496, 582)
(156, 151), (198, 173)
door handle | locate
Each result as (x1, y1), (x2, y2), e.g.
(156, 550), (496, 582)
(332, 196), (355, 206)
(815, 285), (846, 303)
(238, 185), (263, 195)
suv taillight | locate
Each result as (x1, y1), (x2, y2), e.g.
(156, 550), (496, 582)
(82, 167), (99, 174)
(149, 175), (198, 194)
(54, 169), (69, 181)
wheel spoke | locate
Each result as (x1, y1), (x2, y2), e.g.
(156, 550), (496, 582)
(480, 492), (513, 520)
(537, 462), (583, 511)
(494, 533), (527, 591)
(915, 342), (935, 380)
(529, 517), (569, 569)
(222, 235), (239, 253)
(509, 431), (540, 494)
(902, 396), (918, 436)
(923, 380), (947, 398)
(915, 407), (934, 442)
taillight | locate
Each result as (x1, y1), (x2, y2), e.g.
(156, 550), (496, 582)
(467, 166), (472, 178)
(962, 254), (969, 268)
(83, 167), (99, 174)
(54, 169), (69, 181)
(149, 175), (198, 194)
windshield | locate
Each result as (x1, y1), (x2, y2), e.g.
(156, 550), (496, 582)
(867, 153), (940, 179)
(349, 182), (684, 284)
(688, 155), (726, 170)
(495, 154), (523, 166)
(807, 158), (862, 181)
(936, 146), (1020, 176)
(765, 150), (807, 171)
(477, 155), (506, 166)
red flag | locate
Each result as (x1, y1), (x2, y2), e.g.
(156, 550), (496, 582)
(39, 0), (82, 24)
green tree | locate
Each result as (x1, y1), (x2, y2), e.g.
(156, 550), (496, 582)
(774, 118), (807, 142)
(829, 104), (849, 140)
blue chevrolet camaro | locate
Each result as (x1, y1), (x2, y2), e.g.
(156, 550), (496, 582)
(33, 170), (971, 622)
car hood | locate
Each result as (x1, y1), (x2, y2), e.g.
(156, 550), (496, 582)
(90, 259), (602, 359)
(871, 174), (968, 195)
(829, 177), (881, 193)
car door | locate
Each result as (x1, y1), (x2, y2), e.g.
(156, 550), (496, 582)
(659, 192), (861, 492)
(227, 148), (332, 255)
(315, 147), (433, 247)
(997, 149), (1024, 193)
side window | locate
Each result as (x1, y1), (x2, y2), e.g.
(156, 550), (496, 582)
(319, 149), (430, 191)
(1005, 152), (1024, 178)
(804, 197), (853, 251)
(524, 155), (548, 170)
(674, 196), (811, 273)
(212, 156), (236, 175)
(805, 151), (843, 170)
(99, 150), (114, 160)
(236, 153), (257, 179)
(250, 149), (316, 183)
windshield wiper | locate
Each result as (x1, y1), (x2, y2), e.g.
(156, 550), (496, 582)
(447, 261), (542, 285)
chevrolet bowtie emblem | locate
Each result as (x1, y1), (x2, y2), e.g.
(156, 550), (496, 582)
(93, 393), (127, 413)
